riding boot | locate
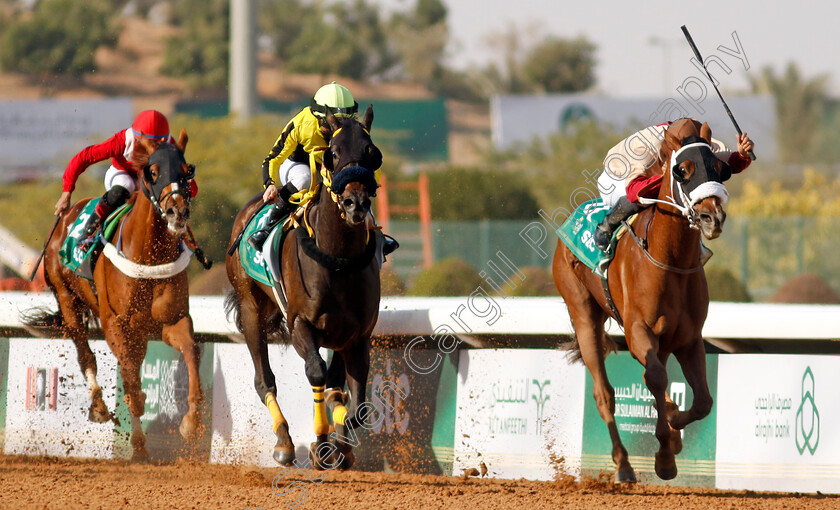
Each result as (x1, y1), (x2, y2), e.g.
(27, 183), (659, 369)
(248, 200), (296, 250)
(594, 196), (646, 252)
(78, 211), (104, 250)
(382, 234), (399, 256)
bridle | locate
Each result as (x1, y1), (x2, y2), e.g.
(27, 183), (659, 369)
(637, 139), (729, 230)
(626, 134), (729, 274)
(140, 143), (195, 220)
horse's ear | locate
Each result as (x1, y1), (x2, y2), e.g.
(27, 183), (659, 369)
(362, 104), (374, 131)
(325, 107), (341, 133)
(699, 122), (712, 144)
(176, 129), (188, 153)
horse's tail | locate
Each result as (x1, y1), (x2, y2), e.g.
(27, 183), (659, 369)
(20, 306), (66, 338)
(561, 333), (618, 363)
(223, 289), (243, 333)
(266, 310), (290, 344)
(223, 289), (290, 343)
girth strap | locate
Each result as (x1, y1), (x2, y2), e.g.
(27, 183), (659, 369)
(600, 274), (624, 328)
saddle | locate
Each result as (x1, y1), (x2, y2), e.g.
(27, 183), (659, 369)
(557, 198), (713, 280)
(237, 202), (384, 312)
(556, 198), (635, 278)
(59, 198), (132, 280)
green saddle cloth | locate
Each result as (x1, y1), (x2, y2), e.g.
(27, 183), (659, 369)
(59, 198), (132, 279)
(556, 198), (613, 275)
(237, 205), (291, 287)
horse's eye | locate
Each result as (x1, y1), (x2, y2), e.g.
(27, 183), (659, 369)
(673, 164), (688, 182)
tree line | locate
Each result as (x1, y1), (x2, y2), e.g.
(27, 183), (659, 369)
(0, 0), (597, 99)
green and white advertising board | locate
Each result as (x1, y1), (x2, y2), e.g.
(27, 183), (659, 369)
(580, 352), (718, 487)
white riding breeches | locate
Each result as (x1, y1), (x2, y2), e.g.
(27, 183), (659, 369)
(104, 165), (136, 194)
(276, 159), (312, 192)
(597, 168), (627, 207)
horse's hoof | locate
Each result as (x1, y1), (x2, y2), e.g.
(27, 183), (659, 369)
(669, 429), (683, 455)
(273, 447), (295, 466)
(336, 449), (355, 471)
(272, 424), (295, 466)
(308, 440), (337, 471)
(179, 413), (203, 442)
(131, 448), (151, 464)
(88, 403), (111, 424)
(614, 468), (637, 484)
(655, 452), (678, 480)
(273, 435), (295, 466)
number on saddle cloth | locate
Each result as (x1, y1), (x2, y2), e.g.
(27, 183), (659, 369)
(556, 198), (616, 275)
(59, 198), (133, 280)
(237, 205), (295, 287)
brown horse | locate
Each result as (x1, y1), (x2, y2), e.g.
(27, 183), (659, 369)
(553, 119), (729, 482)
(24, 133), (203, 461)
(225, 106), (381, 469)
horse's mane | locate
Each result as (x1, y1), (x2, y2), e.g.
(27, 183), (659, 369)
(131, 144), (152, 174)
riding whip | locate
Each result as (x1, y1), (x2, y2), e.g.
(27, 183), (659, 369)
(680, 25), (756, 160)
(29, 214), (62, 281)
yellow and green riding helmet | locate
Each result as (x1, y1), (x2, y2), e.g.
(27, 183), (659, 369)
(310, 81), (358, 118)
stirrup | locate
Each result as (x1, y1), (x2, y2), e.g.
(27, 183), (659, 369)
(78, 235), (98, 253)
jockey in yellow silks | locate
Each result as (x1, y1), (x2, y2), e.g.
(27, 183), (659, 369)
(248, 82), (398, 256)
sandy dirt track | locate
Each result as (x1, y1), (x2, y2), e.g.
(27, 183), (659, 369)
(0, 454), (838, 510)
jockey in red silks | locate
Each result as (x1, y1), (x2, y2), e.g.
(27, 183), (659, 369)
(53, 110), (197, 245)
(593, 121), (755, 251)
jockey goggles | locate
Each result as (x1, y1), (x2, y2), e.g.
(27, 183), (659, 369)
(310, 99), (359, 118)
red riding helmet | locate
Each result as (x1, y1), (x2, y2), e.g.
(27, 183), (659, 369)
(131, 110), (170, 140)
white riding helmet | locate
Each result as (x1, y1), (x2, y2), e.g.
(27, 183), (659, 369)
(310, 81), (358, 118)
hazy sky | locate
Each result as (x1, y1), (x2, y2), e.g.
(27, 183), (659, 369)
(378, 0), (838, 98)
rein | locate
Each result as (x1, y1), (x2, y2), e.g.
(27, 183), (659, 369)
(140, 170), (192, 220)
(622, 218), (704, 275)
(638, 142), (728, 230)
(289, 121), (379, 272)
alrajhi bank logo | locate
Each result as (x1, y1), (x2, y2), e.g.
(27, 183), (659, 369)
(795, 366), (819, 456)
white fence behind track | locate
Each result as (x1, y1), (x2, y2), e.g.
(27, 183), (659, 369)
(2, 292), (840, 340)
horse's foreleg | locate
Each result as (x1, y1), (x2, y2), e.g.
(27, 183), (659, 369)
(670, 338), (713, 430)
(161, 315), (203, 442)
(324, 353), (353, 465)
(629, 322), (676, 480)
(292, 320), (338, 470)
(330, 341), (370, 471)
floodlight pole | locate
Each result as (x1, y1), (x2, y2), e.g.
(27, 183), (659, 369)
(230, 0), (257, 123)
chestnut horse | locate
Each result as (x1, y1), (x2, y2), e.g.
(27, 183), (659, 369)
(553, 119), (729, 482)
(24, 133), (203, 461)
(225, 106), (381, 469)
